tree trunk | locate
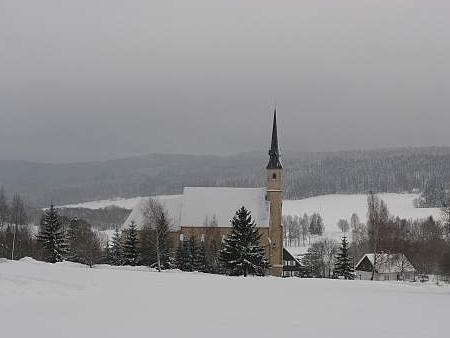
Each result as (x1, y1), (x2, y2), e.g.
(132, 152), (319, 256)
(156, 232), (161, 272)
(11, 224), (17, 260)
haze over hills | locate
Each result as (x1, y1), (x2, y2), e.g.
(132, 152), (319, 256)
(1, 147), (450, 208)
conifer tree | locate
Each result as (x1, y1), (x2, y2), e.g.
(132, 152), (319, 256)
(102, 240), (111, 264)
(66, 217), (81, 262)
(194, 239), (209, 273)
(333, 236), (355, 280)
(123, 221), (139, 266)
(186, 232), (198, 271)
(219, 206), (269, 276)
(110, 228), (123, 266)
(37, 205), (68, 263)
(175, 238), (190, 271)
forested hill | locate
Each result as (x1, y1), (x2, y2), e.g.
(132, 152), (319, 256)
(1, 147), (450, 208)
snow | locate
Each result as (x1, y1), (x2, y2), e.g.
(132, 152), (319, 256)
(57, 197), (145, 210)
(284, 193), (441, 256)
(1, 258), (448, 337)
(180, 187), (269, 228)
(283, 193), (440, 234)
(357, 253), (416, 273)
(123, 194), (183, 230)
(123, 187), (270, 230)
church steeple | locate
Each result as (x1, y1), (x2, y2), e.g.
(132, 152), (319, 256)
(267, 109), (283, 170)
(266, 109), (283, 277)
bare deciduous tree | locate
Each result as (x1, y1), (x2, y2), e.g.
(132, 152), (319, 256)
(367, 192), (389, 280)
(141, 198), (171, 271)
(337, 219), (350, 234)
(0, 186), (10, 229)
(10, 194), (27, 260)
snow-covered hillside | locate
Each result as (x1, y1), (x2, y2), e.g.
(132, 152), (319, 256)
(58, 197), (144, 210)
(284, 193), (440, 234)
(0, 258), (448, 338)
(60, 193), (440, 240)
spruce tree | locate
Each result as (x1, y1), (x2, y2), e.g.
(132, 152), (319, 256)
(102, 240), (111, 264)
(186, 232), (198, 271)
(194, 239), (209, 273)
(219, 206), (270, 276)
(123, 221), (139, 266)
(175, 238), (190, 271)
(37, 205), (68, 263)
(333, 236), (355, 280)
(110, 228), (123, 266)
(66, 217), (80, 262)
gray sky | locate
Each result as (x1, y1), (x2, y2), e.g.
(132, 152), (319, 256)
(1, 0), (449, 163)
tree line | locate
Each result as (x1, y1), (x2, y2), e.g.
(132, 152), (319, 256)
(1, 188), (270, 278)
(107, 202), (269, 277)
(288, 193), (450, 280)
(282, 212), (325, 247)
(3, 148), (450, 208)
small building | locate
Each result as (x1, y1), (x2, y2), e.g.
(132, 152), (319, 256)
(355, 253), (416, 281)
(282, 248), (303, 277)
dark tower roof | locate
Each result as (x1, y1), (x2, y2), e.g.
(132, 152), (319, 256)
(267, 109), (283, 169)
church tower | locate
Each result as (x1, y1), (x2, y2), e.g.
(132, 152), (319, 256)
(266, 110), (283, 277)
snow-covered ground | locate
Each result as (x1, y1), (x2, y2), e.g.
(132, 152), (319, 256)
(284, 193), (440, 255)
(57, 197), (144, 209)
(283, 193), (440, 233)
(59, 193), (441, 246)
(1, 258), (448, 338)
(60, 194), (440, 227)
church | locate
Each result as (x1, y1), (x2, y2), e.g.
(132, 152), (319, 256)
(123, 112), (284, 277)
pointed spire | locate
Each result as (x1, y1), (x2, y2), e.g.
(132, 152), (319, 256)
(267, 109), (282, 169)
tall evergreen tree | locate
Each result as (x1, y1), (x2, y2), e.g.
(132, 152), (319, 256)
(102, 240), (112, 264)
(194, 239), (209, 272)
(123, 221), (139, 266)
(175, 238), (189, 271)
(110, 228), (123, 266)
(37, 205), (68, 263)
(186, 232), (198, 271)
(219, 206), (269, 276)
(333, 236), (355, 280)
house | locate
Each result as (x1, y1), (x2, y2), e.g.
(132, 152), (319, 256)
(355, 253), (416, 281)
(123, 111), (284, 276)
(282, 248), (303, 277)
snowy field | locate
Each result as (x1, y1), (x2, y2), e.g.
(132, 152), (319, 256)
(284, 193), (440, 234)
(58, 197), (144, 209)
(59, 193), (441, 246)
(1, 258), (449, 338)
(59, 194), (440, 227)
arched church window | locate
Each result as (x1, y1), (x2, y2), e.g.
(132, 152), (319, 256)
(272, 173), (277, 180)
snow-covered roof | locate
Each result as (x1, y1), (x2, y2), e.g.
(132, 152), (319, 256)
(123, 195), (183, 230)
(122, 187), (270, 231)
(356, 253), (416, 273)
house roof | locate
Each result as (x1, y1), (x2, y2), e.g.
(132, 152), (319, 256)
(355, 253), (416, 273)
(122, 187), (270, 231)
(283, 248), (299, 262)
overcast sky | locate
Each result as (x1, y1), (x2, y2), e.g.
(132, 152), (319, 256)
(1, 1), (449, 163)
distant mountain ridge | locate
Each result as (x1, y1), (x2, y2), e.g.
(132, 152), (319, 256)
(1, 147), (450, 208)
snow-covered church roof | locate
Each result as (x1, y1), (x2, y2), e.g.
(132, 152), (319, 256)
(122, 187), (270, 231)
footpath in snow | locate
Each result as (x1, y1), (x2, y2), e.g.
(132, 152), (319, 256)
(1, 258), (449, 338)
